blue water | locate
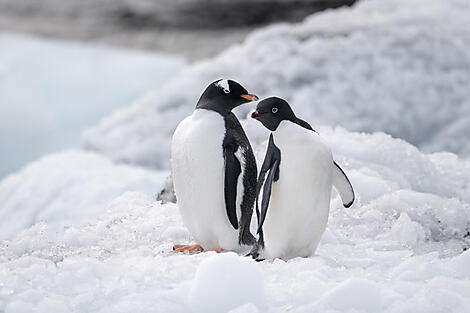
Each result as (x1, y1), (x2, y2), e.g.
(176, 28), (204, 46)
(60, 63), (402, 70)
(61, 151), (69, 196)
(0, 33), (184, 179)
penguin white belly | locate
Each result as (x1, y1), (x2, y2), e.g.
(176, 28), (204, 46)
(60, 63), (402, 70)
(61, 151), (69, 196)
(263, 121), (333, 260)
(171, 109), (240, 251)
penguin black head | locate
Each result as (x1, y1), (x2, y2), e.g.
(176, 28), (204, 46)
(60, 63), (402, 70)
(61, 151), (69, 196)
(251, 97), (297, 131)
(196, 79), (258, 115)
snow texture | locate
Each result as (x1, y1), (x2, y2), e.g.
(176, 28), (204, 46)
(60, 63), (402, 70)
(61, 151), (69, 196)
(189, 252), (265, 313)
(0, 150), (167, 240)
(1, 127), (470, 312)
(83, 0), (470, 171)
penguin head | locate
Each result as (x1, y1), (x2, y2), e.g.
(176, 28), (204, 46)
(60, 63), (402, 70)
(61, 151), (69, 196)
(251, 97), (296, 131)
(196, 79), (258, 114)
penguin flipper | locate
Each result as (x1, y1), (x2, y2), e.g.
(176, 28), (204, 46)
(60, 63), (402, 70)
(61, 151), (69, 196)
(332, 161), (355, 208)
(224, 145), (241, 230)
(256, 134), (281, 235)
(258, 159), (279, 233)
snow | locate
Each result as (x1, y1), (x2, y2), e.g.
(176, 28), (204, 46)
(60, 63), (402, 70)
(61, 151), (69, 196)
(0, 33), (185, 178)
(0, 150), (167, 240)
(2, 126), (470, 312)
(189, 253), (265, 313)
(83, 0), (470, 172)
(318, 278), (382, 312)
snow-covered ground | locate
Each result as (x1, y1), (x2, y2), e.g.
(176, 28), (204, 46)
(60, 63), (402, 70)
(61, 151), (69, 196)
(0, 33), (184, 178)
(83, 0), (470, 171)
(1, 128), (470, 312)
(0, 150), (167, 240)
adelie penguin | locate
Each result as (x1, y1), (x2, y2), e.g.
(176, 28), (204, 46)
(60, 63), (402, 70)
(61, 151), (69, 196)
(171, 79), (259, 253)
(251, 97), (355, 260)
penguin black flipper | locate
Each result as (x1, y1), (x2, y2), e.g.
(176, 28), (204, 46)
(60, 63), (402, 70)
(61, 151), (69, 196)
(332, 161), (355, 208)
(256, 134), (281, 236)
(223, 142), (241, 230)
(259, 159), (279, 232)
(223, 113), (258, 245)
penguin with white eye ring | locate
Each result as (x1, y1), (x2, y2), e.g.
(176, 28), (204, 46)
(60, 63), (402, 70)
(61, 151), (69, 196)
(251, 97), (354, 260)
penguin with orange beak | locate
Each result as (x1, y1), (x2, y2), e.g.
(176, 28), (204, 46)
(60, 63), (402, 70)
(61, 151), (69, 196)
(171, 79), (259, 253)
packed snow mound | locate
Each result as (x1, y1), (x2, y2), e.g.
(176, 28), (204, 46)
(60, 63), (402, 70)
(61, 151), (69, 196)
(189, 252), (265, 313)
(2, 127), (470, 312)
(83, 0), (470, 170)
(0, 150), (167, 240)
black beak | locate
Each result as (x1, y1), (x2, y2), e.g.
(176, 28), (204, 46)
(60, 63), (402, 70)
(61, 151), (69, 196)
(251, 111), (259, 119)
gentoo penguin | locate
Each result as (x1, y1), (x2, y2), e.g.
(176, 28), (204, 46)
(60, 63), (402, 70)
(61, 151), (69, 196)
(171, 79), (259, 253)
(251, 97), (354, 260)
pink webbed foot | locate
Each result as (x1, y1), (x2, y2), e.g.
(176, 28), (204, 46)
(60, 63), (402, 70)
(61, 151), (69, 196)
(173, 244), (204, 253)
(172, 244), (228, 254)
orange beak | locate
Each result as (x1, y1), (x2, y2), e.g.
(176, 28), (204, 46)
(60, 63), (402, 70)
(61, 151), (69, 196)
(240, 94), (259, 101)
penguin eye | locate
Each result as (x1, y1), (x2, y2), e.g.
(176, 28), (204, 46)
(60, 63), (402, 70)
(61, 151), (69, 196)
(223, 89), (230, 94)
(271, 107), (278, 114)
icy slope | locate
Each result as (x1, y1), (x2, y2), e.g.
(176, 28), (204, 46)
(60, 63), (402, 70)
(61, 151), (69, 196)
(2, 128), (470, 313)
(0, 150), (167, 240)
(83, 0), (470, 170)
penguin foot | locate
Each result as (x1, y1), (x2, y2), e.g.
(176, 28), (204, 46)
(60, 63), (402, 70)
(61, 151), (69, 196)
(209, 248), (227, 253)
(173, 244), (204, 253)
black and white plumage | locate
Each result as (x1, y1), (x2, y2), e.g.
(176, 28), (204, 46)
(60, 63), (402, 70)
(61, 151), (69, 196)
(251, 97), (355, 259)
(171, 79), (259, 252)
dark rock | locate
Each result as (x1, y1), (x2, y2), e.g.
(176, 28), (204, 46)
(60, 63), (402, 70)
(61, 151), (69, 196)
(157, 174), (177, 204)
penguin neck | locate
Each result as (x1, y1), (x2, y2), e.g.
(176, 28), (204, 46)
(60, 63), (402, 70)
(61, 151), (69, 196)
(269, 115), (298, 132)
(196, 99), (232, 117)
(273, 120), (296, 135)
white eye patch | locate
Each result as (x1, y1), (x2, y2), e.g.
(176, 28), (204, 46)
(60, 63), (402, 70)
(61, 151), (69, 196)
(215, 79), (230, 93)
(272, 107), (279, 114)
